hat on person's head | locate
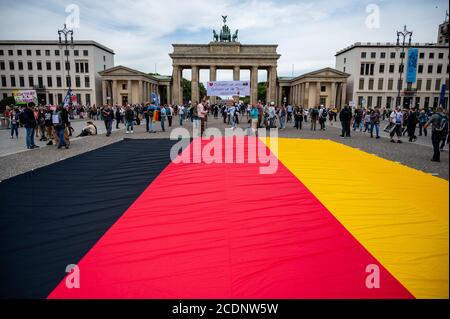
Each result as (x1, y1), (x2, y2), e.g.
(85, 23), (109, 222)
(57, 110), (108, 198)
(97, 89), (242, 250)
(270, 102), (275, 106)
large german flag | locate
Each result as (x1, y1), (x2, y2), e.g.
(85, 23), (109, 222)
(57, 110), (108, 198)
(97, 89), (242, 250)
(0, 137), (447, 299)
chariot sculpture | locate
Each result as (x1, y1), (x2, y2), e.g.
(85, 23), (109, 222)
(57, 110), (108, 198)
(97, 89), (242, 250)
(212, 16), (239, 43)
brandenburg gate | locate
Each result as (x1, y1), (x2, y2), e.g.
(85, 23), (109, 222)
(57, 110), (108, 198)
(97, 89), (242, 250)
(169, 16), (280, 105)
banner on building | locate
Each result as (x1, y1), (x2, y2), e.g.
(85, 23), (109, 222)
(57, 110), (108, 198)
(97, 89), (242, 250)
(207, 81), (251, 97)
(13, 90), (37, 104)
(439, 84), (447, 107)
(406, 48), (418, 83)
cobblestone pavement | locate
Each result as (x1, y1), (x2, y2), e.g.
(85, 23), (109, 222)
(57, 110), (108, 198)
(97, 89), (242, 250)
(0, 116), (448, 181)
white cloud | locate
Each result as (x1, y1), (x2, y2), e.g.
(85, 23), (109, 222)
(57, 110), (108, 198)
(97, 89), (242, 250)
(0, 0), (447, 81)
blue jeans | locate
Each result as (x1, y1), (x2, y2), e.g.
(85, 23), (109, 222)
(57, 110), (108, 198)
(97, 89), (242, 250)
(179, 114), (184, 126)
(161, 118), (166, 131)
(149, 120), (155, 132)
(104, 119), (113, 135)
(25, 127), (35, 148)
(126, 120), (133, 132)
(371, 123), (380, 137)
(56, 127), (66, 147)
(10, 123), (18, 137)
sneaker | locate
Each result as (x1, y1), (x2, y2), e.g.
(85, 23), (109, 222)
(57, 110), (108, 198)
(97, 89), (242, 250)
(131, 130), (134, 133)
(376, 136), (380, 139)
(431, 159), (440, 162)
(65, 145), (70, 149)
(46, 140), (53, 146)
(31, 145), (40, 149)
(390, 140), (396, 143)
(126, 131), (129, 134)
(397, 140), (402, 144)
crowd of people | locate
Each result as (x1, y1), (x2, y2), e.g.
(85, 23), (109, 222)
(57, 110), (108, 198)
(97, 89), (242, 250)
(2, 99), (449, 162)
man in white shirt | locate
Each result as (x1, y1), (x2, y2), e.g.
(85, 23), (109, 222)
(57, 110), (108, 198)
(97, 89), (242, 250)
(389, 106), (403, 143)
(197, 101), (208, 135)
(268, 102), (276, 128)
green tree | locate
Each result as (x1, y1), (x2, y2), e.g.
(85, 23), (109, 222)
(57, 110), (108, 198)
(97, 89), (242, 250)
(0, 96), (16, 113)
(257, 82), (267, 104)
(182, 79), (207, 103)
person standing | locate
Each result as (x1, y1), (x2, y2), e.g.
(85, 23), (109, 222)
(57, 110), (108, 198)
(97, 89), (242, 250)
(339, 105), (352, 137)
(310, 106), (319, 131)
(125, 104), (134, 134)
(168, 105), (174, 127)
(424, 107), (447, 162)
(250, 104), (259, 135)
(9, 109), (19, 139)
(160, 105), (167, 132)
(407, 108), (418, 142)
(418, 110), (429, 137)
(115, 105), (121, 129)
(370, 108), (381, 139)
(294, 106), (303, 130)
(147, 102), (157, 133)
(102, 105), (114, 136)
(53, 105), (69, 149)
(20, 102), (39, 149)
(319, 106), (327, 130)
(389, 106), (403, 143)
(198, 100), (208, 136)
(278, 104), (286, 130)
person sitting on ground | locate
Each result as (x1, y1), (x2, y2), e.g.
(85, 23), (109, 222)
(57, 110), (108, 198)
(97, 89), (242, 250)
(77, 121), (98, 137)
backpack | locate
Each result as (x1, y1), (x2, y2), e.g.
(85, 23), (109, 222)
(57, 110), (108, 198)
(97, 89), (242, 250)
(321, 109), (328, 118)
(435, 114), (449, 132)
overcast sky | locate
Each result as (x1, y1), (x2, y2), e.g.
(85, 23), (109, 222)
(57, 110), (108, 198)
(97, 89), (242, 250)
(0, 0), (448, 81)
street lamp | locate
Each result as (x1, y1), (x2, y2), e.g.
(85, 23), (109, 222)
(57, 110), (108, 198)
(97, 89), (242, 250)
(58, 24), (74, 107)
(395, 25), (413, 108)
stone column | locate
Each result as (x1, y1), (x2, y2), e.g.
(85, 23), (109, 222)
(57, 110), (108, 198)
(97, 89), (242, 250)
(209, 66), (217, 104)
(331, 82), (336, 107)
(341, 82), (347, 108)
(138, 80), (143, 104)
(289, 86), (293, 105)
(277, 85), (283, 106)
(191, 66), (199, 103)
(299, 84), (303, 107)
(250, 66), (258, 105)
(171, 66), (181, 105)
(127, 80), (132, 105)
(304, 82), (310, 107)
(233, 66), (240, 102)
(112, 80), (118, 106)
(102, 80), (108, 105)
(316, 82), (321, 106)
(167, 85), (171, 105)
(265, 66), (277, 105)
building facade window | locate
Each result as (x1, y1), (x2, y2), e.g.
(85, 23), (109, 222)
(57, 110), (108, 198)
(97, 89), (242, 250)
(427, 64), (433, 73)
(389, 64), (395, 73)
(75, 76), (81, 88)
(1, 75), (6, 87)
(359, 78), (364, 90)
(37, 61), (42, 71)
(426, 79), (432, 91)
(85, 76), (90, 88)
(367, 96), (373, 107)
(55, 50), (60, 56)
(390, 52), (396, 59)
(379, 64), (385, 73)
(36, 50), (41, 56)
(419, 52), (425, 59)
(19, 76), (25, 87)
(83, 50), (89, 56)
(9, 61), (14, 70)
(46, 61), (51, 70)
(435, 79), (441, 91)
(47, 76), (53, 88)
(37, 76), (43, 88)
(378, 78), (383, 90)
(418, 64), (423, 73)
(55, 61), (61, 71)
(56, 76), (62, 88)
(437, 64), (443, 74)
(0, 61), (4, 70)
(45, 50), (50, 56)
(17, 49), (22, 56)
(388, 78), (394, 90)
(86, 93), (91, 105)
(416, 79), (422, 91)
(28, 76), (34, 87)
(370, 52), (376, 58)
(368, 78), (374, 90)
(10, 75), (16, 87)
(18, 61), (23, 70)
(376, 96), (382, 107)
(424, 97), (430, 108)
(26, 49), (31, 56)
(380, 52), (386, 59)
(429, 52), (434, 59)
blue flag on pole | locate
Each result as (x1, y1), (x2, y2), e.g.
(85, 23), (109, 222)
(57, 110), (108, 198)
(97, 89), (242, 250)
(406, 48), (418, 83)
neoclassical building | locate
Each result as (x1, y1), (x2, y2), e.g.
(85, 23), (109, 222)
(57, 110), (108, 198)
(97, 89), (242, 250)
(98, 19), (349, 108)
